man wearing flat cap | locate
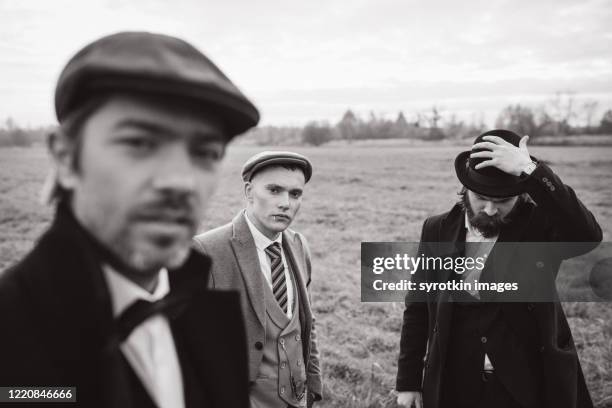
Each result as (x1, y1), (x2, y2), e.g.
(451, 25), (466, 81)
(395, 129), (602, 408)
(193, 151), (323, 408)
(0, 31), (259, 407)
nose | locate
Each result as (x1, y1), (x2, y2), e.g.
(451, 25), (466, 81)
(277, 192), (290, 210)
(151, 145), (196, 194)
(483, 201), (498, 216)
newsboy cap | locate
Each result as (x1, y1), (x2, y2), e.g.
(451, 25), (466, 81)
(55, 31), (260, 137)
(455, 129), (537, 197)
(242, 151), (312, 183)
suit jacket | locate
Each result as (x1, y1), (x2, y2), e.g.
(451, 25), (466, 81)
(0, 204), (250, 408)
(396, 163), (602, 408)
(192, 210), (323, 399)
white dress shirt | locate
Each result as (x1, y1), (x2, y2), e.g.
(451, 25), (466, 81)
(245, 212), (294, 318)
(464, 212), (498, 371)
(103, 266), (185, 408)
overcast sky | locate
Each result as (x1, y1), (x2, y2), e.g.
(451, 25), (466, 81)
(1, 0), (611, 127)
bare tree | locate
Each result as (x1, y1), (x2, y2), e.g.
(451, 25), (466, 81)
(548, 91), (577, 135)
(581, 100), (599, 134)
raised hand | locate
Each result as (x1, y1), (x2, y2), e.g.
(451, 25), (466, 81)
(470, 135), (533, 176)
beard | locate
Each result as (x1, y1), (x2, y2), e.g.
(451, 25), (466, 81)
(462, 191), (524, 238)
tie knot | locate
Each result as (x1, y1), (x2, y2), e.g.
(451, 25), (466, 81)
(265, 242), (281, 259)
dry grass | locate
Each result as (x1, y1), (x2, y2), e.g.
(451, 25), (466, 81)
(1, 144), (611, 407)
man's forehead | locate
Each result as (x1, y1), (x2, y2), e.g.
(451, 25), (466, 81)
(88, 93), (228, 140)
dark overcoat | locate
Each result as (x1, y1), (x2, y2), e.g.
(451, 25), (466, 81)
(396, 163), (602, 408)
(0, 205), (250, 408)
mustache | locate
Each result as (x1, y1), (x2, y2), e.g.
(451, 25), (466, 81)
(129, 194), (198, 225)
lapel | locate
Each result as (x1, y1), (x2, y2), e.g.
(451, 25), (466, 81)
(23, 204), (133, 407)
(432, 205), (465, 364)
(282, 230), (313, 340)
(168, 251), (214, 408)
(229, 211), (267, 328)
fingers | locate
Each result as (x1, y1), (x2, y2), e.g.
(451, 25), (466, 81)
(519, 135), (530, 149)
(482, 135), (513, 146)
(472, 141), (502, 151)
(474, 159), (496, 170)
(415, 393), (423, 408)
(470, 151), (495, 159)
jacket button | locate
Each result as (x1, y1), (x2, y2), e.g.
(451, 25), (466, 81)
(542, 177), (548, 182)
(280, 338), (285, 345)
(536, 261), (544, 268)
(297, 359), (302, 366)
(255, 341), (263, 350)
(280, 361), (286, 369)
(295, 334), (301, 341)
(433, 324), (438, 333)
(550, 186), (555, 191)
(280, 386), (286, 395)
(527, 303), (535, 311)
(481, 336), (488, 344)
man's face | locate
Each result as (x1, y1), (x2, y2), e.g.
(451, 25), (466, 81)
(245, 166), (306, 240)
(59, 94), (226, 276)
(465, 190), (519, 237)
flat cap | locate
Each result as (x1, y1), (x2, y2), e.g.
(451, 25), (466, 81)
(242, 151), (312, 183)
(55, 31), (259, 138)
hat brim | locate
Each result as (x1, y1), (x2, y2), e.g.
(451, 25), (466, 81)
(244, 156), (312, 183)
(454, 151), (531, 198)
(88, 76), (259, 138)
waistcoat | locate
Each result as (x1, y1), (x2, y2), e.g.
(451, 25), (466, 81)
(250, 261), (306, 408)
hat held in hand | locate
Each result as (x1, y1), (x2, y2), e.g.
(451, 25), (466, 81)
(454, 129), (536, 198)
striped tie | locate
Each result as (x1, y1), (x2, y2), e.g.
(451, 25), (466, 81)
(265, 242), (288, 313)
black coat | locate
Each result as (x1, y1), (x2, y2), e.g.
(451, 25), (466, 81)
(396, 163), (602, 408)
(0, 205), (250, 408)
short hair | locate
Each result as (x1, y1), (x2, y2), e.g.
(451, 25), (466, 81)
(52, 94), (111, 203)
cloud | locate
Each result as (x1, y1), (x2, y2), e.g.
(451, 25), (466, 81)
(0, 0), (610, 126)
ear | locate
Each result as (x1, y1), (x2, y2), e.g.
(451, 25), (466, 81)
(47, 129), (79, 191)
(244, 181), (254, 203)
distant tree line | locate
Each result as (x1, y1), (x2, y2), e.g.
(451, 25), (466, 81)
(0, 118), (53, 147)
(243, 91), (612, 146)
(3, 91), (612, 148)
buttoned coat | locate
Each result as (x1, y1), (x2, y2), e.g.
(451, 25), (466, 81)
(0, 205), (250, 408)
(396, 163), (602, 408)
(192, 211), (323, 398)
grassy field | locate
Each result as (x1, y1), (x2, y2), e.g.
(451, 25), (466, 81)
(1, 144), (611, 407)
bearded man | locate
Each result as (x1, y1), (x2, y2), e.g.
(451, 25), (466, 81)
(395, 129), (602, 408)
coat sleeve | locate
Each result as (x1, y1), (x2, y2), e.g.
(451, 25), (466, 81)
(299, 234), (324, 401)
(523, 162), (602, 256)
(396, 219), (431, 392)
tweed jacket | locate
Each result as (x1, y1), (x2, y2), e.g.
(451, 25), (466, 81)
(193, 211), (323, 399)
(0, 204), (250, 408)
(396, 163), (602, 408)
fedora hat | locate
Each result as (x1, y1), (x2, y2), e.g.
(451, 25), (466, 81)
(454, 129), (536, 198)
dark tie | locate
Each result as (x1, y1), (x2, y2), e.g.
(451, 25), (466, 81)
(265, 242), (288, 313)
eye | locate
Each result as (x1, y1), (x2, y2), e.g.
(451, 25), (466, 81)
(269, 186), (280, 194)
(290, 191), (302, 199)
(192, 143), (224, 162)
(119, 136), (156, 152)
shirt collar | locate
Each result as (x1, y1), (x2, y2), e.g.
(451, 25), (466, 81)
(244, 211), (282, 251)
(103, 265), (170, 317)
